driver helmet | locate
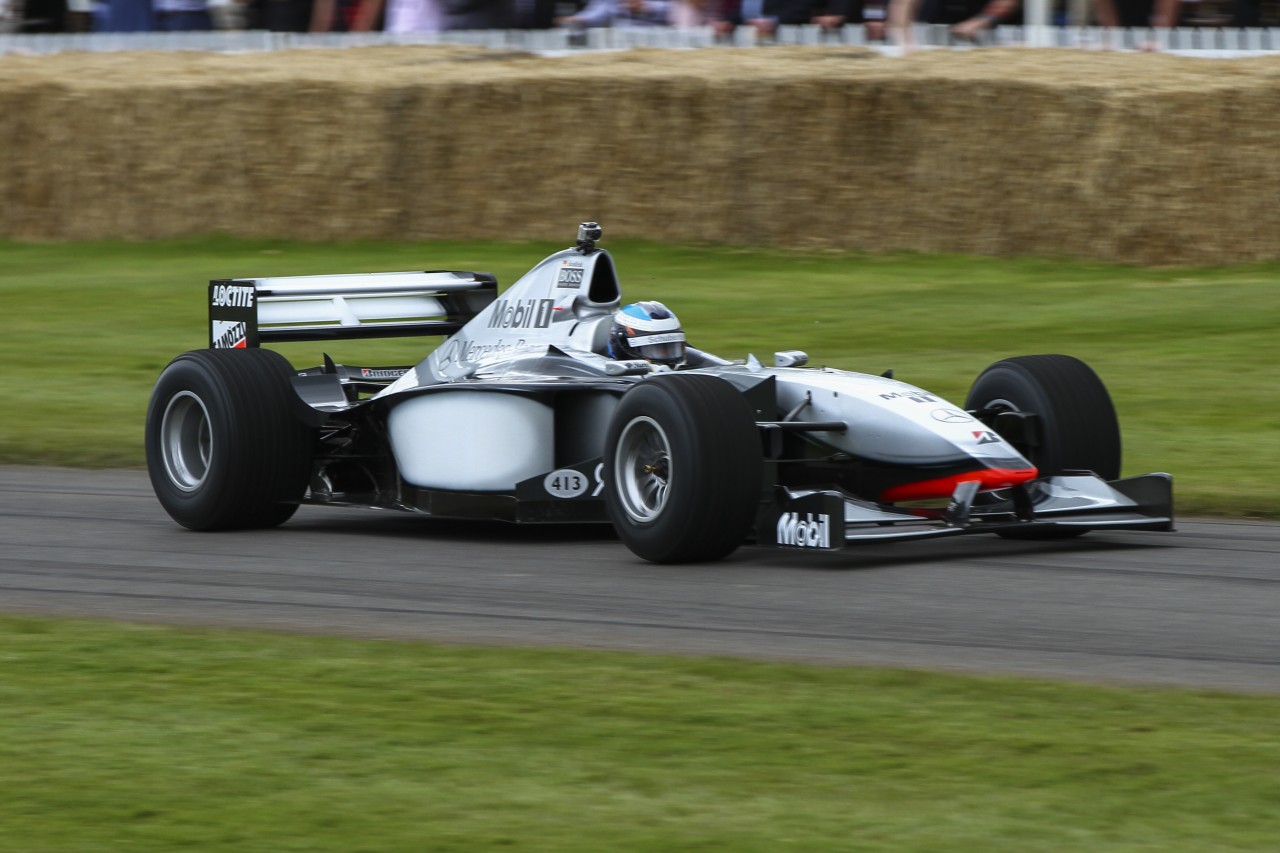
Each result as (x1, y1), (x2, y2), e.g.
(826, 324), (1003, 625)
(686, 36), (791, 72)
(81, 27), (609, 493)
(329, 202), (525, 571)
(608, 301), (686, 366)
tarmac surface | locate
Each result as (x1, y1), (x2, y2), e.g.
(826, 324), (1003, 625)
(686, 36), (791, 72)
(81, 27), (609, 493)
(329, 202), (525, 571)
(3, 466), (1279, 693)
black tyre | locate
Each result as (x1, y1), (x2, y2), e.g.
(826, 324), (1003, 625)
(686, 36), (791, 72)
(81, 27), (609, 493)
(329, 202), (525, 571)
(145, 348), (315, 530)
(966, 354), (1121, 479)
(965, 354), (1121, 540)
(604, 374), (763, 564)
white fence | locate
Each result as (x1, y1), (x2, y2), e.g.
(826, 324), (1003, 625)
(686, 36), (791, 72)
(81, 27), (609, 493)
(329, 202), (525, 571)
(2, 24), (1279, 56)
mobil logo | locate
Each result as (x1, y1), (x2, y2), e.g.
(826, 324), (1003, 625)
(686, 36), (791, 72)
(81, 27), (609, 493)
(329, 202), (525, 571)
(776, 511), (832, 549)
(488, 298), (555, 330)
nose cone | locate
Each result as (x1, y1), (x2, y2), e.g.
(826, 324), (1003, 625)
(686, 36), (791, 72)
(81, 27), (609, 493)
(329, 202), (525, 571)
(768, 368), (1040, 503)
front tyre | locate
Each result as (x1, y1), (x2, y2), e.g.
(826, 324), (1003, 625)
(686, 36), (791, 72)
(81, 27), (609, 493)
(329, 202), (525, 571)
(966, 354), (1121, 479)
(604, 375), (762, 564)
(145, 348), (315, 530)
(966, 354), (1121, 540)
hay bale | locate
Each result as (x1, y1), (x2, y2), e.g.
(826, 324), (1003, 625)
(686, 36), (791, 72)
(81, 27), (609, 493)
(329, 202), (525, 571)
(1, 45), (1279, 263)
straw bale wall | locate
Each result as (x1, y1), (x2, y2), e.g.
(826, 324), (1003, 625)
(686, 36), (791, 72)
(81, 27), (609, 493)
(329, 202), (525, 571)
(2, 46), (1279, 264)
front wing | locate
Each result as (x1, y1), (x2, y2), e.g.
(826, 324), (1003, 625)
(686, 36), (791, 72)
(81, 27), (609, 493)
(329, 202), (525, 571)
(758, 472), (1175, 552)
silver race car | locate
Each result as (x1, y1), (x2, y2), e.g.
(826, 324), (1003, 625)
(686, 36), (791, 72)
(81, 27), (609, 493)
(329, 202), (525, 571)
(146, 223), (1174, 563)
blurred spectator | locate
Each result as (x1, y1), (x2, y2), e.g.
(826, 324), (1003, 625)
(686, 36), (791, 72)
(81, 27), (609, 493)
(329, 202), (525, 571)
(861, 0), (886, 38)
(444, 0), (512, 27)
(822, 0), (887, 37)
(1232, 0), (1260, 24)
(890, 0), (1024, 45)
(154, 0), (214, 28)
(670, 0), (711, 25)
(5, 0), (70, 30)
(948, 0), (1018, 39)
(740, 0), (856, 37)
(705, 0), (888, 40)
(886, 0), (916, 44)
(310, 0), (380, 29)
(312, 0), (512, 30)
(97, 0), (154, 29)
(511, 0), (554, 26)
(558, 0), (672, 27)
(248, 0), (313, 29)
(383, 0), (443, 30)
(64, 0), (93, 29)
(703, 0), (739, 35)
(1093, 0), (1177, 26)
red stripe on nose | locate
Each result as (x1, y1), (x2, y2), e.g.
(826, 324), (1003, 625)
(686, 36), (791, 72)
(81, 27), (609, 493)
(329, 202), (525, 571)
(881, 467), (1038, 502)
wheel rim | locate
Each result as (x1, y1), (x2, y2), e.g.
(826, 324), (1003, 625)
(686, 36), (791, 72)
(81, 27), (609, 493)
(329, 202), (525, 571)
(981, 397), (1019, 414)
(614, 416), (672, 524)
(160, 391), (213, 492)
(978, 396), (1036, 457)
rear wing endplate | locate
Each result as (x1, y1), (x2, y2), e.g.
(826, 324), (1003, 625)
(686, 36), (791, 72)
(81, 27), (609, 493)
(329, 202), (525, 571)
(208, 271), (498, 349)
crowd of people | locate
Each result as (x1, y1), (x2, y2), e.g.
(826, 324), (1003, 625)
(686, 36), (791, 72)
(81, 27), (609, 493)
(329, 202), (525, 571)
(3, 0), (1274, 42)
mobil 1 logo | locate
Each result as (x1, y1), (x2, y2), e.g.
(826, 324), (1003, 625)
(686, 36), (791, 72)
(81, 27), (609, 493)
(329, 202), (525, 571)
(488, 298), (555, 330)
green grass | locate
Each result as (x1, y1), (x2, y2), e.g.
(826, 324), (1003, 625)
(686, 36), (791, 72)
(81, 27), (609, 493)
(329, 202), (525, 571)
(2, 614), (1279, 852)
(2, 237), (1278, 516)
(3, 242), (1278, 849)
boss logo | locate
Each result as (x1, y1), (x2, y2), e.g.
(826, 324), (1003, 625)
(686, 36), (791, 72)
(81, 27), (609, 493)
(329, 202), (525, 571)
(557, 268), (584, 287)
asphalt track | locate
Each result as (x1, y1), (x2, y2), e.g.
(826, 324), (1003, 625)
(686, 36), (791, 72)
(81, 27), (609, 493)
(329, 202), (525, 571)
(3, 466), (1279, 693)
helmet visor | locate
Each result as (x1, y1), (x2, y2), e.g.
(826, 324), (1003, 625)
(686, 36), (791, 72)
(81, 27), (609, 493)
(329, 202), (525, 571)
(628, 332), (686, 365)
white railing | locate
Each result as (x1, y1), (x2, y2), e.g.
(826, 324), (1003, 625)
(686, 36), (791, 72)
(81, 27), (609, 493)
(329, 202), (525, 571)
(1, 24), (1278, 56)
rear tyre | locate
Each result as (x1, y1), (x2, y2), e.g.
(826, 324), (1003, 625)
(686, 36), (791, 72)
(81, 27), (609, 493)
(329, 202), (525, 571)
(604, 375), (763, 564)
(145, 348), (315, 530)
(965, 354), (1121, 540)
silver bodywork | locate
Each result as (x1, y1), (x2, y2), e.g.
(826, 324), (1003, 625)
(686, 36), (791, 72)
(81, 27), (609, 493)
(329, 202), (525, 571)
(204, 229), (1174, 553)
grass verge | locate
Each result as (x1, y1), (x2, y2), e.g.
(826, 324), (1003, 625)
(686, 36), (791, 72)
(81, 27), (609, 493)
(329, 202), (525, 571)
(2, 614), (1279, 852)
(1, 237), (1277, 517)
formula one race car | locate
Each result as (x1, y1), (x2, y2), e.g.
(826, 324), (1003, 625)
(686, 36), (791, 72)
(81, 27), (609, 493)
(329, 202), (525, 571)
(146, 223), (1174, 563)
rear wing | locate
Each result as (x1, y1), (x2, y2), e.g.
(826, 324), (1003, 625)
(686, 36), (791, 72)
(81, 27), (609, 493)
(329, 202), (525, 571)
(208, 271), (498, 349)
